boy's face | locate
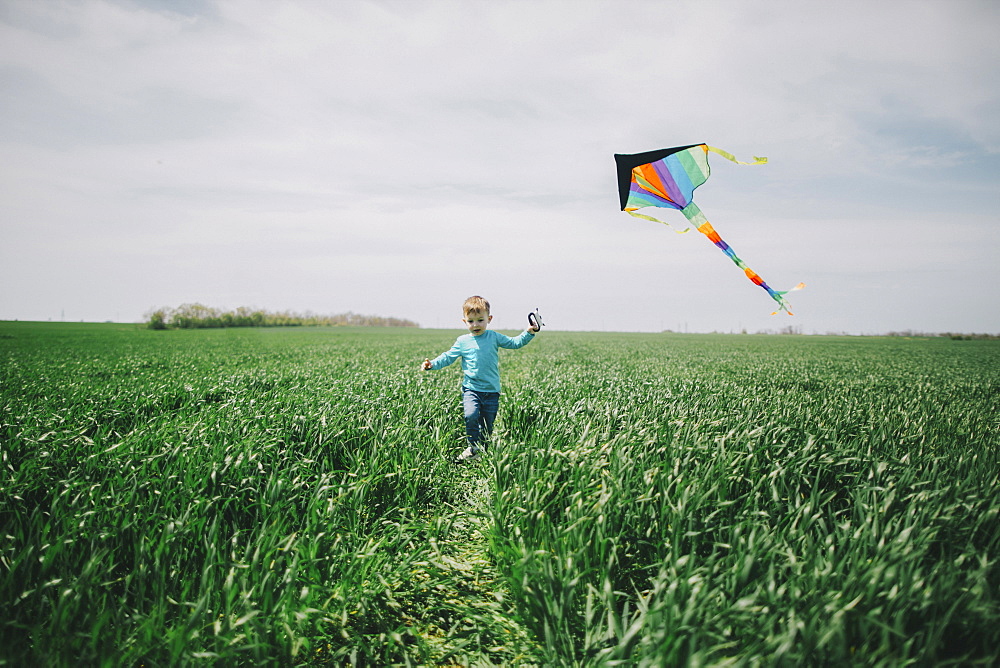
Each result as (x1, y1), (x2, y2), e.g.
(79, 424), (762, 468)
(463, 310), (492, 336)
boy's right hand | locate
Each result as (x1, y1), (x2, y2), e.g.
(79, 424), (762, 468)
(421, 358), (432, 370)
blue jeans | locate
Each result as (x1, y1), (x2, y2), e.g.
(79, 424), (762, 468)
(462, 387), (500, 453)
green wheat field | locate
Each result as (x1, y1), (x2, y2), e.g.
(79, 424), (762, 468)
(1, 322), (997, 666)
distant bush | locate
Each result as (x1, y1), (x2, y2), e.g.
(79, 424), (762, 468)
(147, 310), (167, 330)
(144, 303), (418, 329)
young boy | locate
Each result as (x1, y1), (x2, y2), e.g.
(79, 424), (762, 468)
(421, 295), (540, 463)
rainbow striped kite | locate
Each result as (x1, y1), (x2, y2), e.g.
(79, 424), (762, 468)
(615, 143), (804, 314)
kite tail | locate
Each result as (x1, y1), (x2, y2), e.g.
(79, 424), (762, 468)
(680, 203), (801, 315)
(625, 209), (691, 234)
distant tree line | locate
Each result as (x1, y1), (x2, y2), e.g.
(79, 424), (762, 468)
(145, 304), (418, 330)
(885, 330), (1000, 340)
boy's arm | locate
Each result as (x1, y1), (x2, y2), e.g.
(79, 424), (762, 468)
(497, 329), (536, 349)
(422, 340), (463, 370)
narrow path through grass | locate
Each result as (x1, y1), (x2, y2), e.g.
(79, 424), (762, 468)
(408, 464), (542, 666)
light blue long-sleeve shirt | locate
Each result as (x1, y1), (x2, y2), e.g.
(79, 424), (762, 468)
(429, 329), (535, 392)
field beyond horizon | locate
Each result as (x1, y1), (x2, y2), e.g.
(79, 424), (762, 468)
(1, 321), (998, 666)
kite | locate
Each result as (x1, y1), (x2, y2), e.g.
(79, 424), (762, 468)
(615, 143), (804, 315)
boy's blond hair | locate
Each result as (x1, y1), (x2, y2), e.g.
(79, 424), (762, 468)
(463, 295), (490, 318)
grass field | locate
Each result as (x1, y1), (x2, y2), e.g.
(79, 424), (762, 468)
(1, 322), (998, 666)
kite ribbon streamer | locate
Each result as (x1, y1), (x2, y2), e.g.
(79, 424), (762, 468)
(625, 210), (691, 233)
(705, 145), (768, 166)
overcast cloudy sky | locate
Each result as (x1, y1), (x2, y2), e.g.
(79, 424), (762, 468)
(2, 0), (998, 334)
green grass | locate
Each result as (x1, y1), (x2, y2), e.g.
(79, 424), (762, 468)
(1, 322), (998, 666)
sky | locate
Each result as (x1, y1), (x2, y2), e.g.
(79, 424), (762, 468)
(2, 0), (998, 335)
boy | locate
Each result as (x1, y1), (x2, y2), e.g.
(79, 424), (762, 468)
(421, 296), (540, 463)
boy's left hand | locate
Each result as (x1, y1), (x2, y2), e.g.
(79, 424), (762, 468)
(528, 309), (544, 333)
